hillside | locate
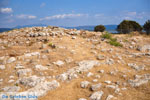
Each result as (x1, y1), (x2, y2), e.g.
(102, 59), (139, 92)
(0, 26), (150, 100)
(0, 28), (13, 33)
(0, 25), (117, 33)
(64, 25), (117, 32)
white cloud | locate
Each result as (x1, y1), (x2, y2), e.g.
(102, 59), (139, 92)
(28, 15), (37, 19)
(127, 12), (137, 16)
(94, 14), (104, 17)
(0, 8), (13, 13)
(121, 11), (150, 20)
(40, 3), (46, 8)
(16, 14), (37, 19)
(40, 14), (85, 21)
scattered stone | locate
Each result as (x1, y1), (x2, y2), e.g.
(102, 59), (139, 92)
(65, 57), (73, 63)
(53, 60), (64, 66)
(78, 98), (87, 100)
(15, 64), (24, 69)
(115, 88), (120, 93)
(7, 57), (16, 63)
(121, 88), (127, 91)
(8, 79), (15, 83)
(0, 65), (5, 70)
(95, 75), (101, 79)
(90, 91), (103, 100)
(91, 83), (102, 91)
(34, 65), (48, 70)
(109, 71), (116, 75)
(99, 70), (104, 73)
(137, 45), (150, 52)
(105, 81), (111, 84)
(81, 81), (90, 88)
(17, 75), (45, 87)
(97, 55), (105, 60)
(9, 76), (14, 79)
(41, 55), (48, 59)
(0, 78), (3, 82)
(72, 36), (76, 39)
(106, 95), (114, 100)
(128, 63), (145, 71)
(93, 79), (98, 82)
(57, 73), (68, 81)
(25, 52), (40, 57)
(41, 49), (51, 53)
(87, 72), (94, 77)
(106, 58), (114, 65)
(122, 75), (127, 78)
(17, 68), (32, 77)
(15, 80), (60, 98)
(106, 85), (117, 89)
(128, 74), (150, 87)
(57, 60), (100, 81)
(2, 86), (20, 92)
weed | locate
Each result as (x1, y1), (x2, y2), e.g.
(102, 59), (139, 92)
(108, 40), (123, 47)
(102, 32), (123, 47)
(48, 42), (56, 48)
(15, 83), (18, 86)
(101, 33), (112, 39)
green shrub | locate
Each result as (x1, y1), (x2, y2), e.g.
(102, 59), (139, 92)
(143, 20), (150, 35)
(108, 40), (122, 47)
(48, 42), (56, 48)
(110, 38), (117, 42)
(117, 20), (142, 34)
(94, 25), (106, 32)
(101, 33), (122, 47)
(101, 33), (112, 39)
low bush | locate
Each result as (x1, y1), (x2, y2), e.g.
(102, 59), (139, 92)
(108, 40), (122, 47)
(101, 33), (122, 47)
(94, 25), (106, 32)
(101, 33), (112, 39)
(48, 42), (56, 48)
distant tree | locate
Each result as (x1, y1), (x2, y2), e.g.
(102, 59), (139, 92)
(117, 20), (142, 34)
(143, 20), (150, 35)
(94, 25), (106, 32)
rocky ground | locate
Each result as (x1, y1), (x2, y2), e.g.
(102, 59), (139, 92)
(0, 26), (150, 100)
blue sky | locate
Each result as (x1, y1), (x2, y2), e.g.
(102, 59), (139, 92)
(0, 0), (150, 28)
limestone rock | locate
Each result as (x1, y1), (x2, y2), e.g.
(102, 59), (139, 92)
(7, 57), (16, 63)
(0, 65), (5, 70)
(90, 91), (104, 100)
(34, 65), (48, 70)
(78, 98), (87, 100)
(137, 45), (150, 52)
(81, 81), (90, 88)
(53, 60), (64, 66)
(91, 83), (102, 91)
(77, 60), (100, 72)
(2, 86), (20, 92)
(17, 80), (60, 98)
(128, 63), (145, 71)
(17, 68), (32, 77)
(25, 52), (40, 57)
(106, 95), (114, 100)
(87, 72), (93, 77)
(17, 75), (45, 87)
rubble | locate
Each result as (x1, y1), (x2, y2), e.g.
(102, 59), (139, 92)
(81, 81), (90, 88)
(90, 91), (104, 100)
(0, 26), (150, 100)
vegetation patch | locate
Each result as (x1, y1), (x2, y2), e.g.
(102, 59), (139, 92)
(108, 40), (122, 47)
(48, 42), (56, 48)
(101, 32), (112, 39)
(101, 32), (122, 47)
(94, 25), (106, 32)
